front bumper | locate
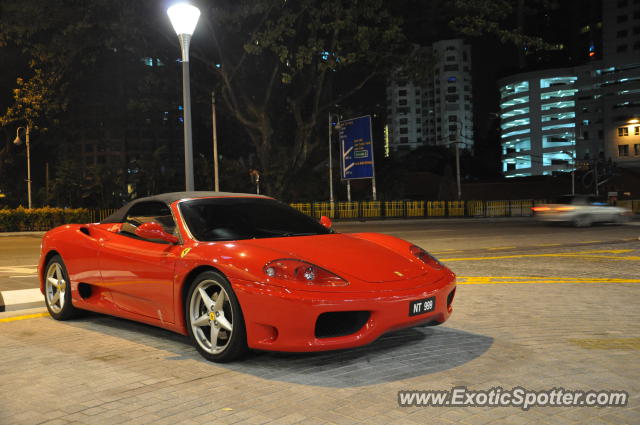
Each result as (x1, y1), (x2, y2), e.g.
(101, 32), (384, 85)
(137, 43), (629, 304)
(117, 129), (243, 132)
(232, 275), (456, 352)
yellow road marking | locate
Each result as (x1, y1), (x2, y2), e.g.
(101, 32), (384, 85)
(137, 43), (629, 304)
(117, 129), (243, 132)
(457, 276), (640, 284)
(441, 249), (636, 262)
(487, 246), (516, 251)
(0, 312), (49, 323)
(569, 338), (640, 350)
(460, 275), (636, 280)
(579, 240), (602, 243)
(534, 243), (561, 247)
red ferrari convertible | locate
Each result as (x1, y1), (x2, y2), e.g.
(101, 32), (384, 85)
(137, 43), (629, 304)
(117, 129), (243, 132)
(39, 192), (456, 362)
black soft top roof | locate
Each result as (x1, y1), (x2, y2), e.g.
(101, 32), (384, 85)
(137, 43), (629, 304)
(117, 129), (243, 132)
(101, 191), (270, 223)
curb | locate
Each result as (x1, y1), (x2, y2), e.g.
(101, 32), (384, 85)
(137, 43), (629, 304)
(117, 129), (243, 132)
(0, 231), (46, 237)
(0, 288), (44, 312)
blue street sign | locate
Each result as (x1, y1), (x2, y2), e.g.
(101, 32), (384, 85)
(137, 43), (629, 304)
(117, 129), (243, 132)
(339, 115), (375, 180)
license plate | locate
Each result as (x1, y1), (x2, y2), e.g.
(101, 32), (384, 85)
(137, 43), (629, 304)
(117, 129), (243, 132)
(409, 296), (435, 316)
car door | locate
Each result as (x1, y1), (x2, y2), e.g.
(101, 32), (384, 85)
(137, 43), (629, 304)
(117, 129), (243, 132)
(98, 201), (181, 324)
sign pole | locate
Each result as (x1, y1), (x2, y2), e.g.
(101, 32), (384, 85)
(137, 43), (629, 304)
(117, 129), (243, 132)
(328, 113), (334, 203)
(372, 177), (377, 201)
(347, 181), (351, 202)
(369, 117), (377, 201)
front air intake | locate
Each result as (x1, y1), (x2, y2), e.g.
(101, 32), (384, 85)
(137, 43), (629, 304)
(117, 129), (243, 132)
(314, 311), (370, 338)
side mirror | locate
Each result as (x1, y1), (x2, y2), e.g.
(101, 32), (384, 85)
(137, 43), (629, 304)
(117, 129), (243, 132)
(135, 222), (179, 244)
(319, 215), (332, 229)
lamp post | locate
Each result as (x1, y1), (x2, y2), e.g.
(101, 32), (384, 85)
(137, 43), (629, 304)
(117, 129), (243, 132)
(328, 113), (336, 203)
(13, 125), (32, 209)
(561, 150), (576, 195)
(167, 2), (201, 191)
(453, 123), (469, 201)
(211, 91), (220, 191)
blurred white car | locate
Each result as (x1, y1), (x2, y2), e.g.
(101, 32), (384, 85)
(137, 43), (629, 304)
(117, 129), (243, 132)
(532, 195), (633, 227)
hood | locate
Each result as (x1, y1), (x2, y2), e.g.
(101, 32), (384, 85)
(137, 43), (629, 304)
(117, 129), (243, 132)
(240, 233), (428, 283)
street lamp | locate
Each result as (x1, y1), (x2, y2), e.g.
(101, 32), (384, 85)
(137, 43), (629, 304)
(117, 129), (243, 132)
(167, 2), (200, 191)
(13, 125), (32, 209)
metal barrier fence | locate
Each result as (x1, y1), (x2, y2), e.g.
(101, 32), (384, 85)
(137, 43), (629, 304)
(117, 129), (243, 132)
(287, 200), (552, 220)
(87, 199), (640, 223)
(89, 208), (118, 222)
(617, 199), (640, 214)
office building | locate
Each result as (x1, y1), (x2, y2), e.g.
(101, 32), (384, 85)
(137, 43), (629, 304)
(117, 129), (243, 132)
(387, 39), (474, 153)
(499, 0), (640, 177)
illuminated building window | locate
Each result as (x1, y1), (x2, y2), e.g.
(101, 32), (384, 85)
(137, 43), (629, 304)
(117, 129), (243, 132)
(541, 112), (575, 122)
(543, 151), (573, 167)
(635, 144), (640, 155)
(500, 81), (529, 98)
(542, 123), (575, 131)
(540, 89), (578, 100)
(541, 101), (575, 111)
(618, 145), (629, 156)
(503, 156), (532, 170)
(542, 134), (575, 149)
(501, 118), (530, 130)
(618, 127), (629, 136)
(501, 107), (529, 119)
(501, 129), (530, 139)
(502, 138), (531, 154)
(540, 77), (576, 88)
(500, 96), (529, 109)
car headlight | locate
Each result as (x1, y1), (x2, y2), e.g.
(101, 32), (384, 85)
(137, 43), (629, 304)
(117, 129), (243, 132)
(409, 245), (444, 270)
(263, 259), (348, 286)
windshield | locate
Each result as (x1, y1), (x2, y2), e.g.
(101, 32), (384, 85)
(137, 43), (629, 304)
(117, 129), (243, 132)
(179, 197), (332, 241)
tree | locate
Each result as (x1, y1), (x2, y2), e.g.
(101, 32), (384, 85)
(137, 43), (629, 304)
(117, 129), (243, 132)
(193, 0), (409, 197)
(0, 0), (184, 206)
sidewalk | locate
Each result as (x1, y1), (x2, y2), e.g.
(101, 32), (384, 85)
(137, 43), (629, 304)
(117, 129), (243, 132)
(0, 288), (43, 312)
(0, 231), (46, 237)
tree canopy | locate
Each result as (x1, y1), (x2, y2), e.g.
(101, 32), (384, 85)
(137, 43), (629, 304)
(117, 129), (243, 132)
(0, 0), (558, 206)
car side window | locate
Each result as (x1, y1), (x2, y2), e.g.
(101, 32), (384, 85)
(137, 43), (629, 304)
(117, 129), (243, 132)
(120, 201), (177, 242)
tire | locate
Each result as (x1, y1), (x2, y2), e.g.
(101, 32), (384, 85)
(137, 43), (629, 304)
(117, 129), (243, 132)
(185, 271), (248, 362)
(572, 215), (592, 228)
(44, 255), (79, 320)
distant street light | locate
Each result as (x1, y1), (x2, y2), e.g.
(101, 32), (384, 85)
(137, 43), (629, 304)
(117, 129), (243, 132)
(167, 2), (201, 191)
(13, 125), (32, 209)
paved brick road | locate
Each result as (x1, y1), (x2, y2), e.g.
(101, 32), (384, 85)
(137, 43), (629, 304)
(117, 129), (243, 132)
(0, 221), (638, 424)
